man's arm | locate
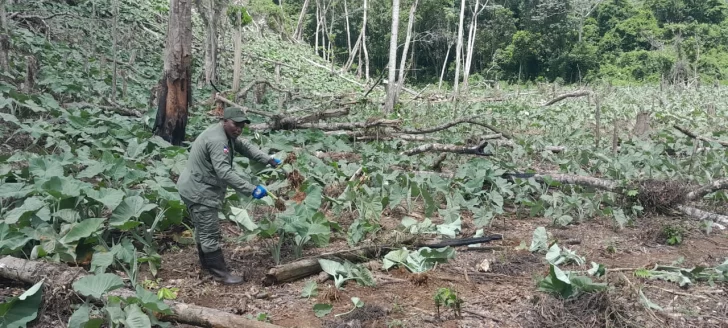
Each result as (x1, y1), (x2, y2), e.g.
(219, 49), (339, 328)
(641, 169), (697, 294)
(207, 140), (257, 195)
(233, 137), (273, 164)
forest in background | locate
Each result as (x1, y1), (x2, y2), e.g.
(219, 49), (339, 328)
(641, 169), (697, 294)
(277, 0), (728, 87)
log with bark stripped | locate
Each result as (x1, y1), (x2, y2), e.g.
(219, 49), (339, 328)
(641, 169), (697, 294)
(0, 256), (283, 328)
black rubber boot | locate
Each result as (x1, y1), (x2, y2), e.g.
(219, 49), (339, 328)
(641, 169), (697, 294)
(204, 249), (244, 285)
(196, 244), (208, 270)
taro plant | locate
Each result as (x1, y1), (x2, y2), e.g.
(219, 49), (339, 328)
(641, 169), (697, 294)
(433, 287), (463, 319)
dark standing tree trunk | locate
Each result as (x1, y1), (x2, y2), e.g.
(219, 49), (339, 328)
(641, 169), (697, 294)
(154, 0), (193, 146)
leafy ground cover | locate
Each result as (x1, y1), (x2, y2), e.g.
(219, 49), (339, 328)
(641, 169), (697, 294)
(1, 1), (728, 327)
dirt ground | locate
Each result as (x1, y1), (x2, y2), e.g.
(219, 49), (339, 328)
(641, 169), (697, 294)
(145, 211), (728, 328)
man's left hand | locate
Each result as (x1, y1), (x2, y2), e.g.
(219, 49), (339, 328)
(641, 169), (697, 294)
(268, 158), (282, 167)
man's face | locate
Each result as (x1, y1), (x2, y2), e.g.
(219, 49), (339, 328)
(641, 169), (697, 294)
(223, 119), (247, 139)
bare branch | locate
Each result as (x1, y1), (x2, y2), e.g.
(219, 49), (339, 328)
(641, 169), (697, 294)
(542, 90), (592, 106)
(674, 125), (728, 147)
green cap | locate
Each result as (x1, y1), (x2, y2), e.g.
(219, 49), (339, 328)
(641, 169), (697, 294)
(223, 107), (251, 123)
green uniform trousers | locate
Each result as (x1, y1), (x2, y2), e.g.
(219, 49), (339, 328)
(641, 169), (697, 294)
(185, 202), (222, 254)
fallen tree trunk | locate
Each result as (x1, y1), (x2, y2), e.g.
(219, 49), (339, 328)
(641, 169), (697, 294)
(263, 235), (503, 285)
(685, 178), (728, 200)
(0, 256), (283, 328)
(673, 125), (728, 147)
(531, 173), (620, 192)
(400, 139), (492, 156)
(542, 90), (592, 106)
(676, 205), (728, 226)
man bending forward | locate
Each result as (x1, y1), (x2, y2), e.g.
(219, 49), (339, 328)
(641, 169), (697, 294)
(177, 107), (280, 284)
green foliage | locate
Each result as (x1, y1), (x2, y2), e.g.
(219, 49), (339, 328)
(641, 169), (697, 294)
(227, 5), (253, 28)
(0, 280), (44, 328)
(318, 259), (376, 289)
(68, 272), (173, 328)
(660, 224), (684, 245)
(313, 303), (333, 318)
(433, 287), (463, 319)
(382, 247), (456, 273)
(537, 264), (608, 299)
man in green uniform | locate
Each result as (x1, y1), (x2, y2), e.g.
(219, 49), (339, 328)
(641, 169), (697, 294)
(177, 107), (281, 284)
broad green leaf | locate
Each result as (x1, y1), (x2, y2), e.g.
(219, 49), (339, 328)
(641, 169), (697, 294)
(382, 248), (410, 270)
(126, 139), (148, 159)
(0, 112), (20, 126)
(86, 188), (125, 211)
(350, 297), (363, 308)
(110, 196), (157, 230)
(111, 239), (135, 264)
(229, 207), (258, 231)
(545, 244), (563, 265)
(588, 262), (606, 277)
(105, 303), (125, 325)
(313, 303), (332, 318)
(53, 209), (81, 223)
(41, 176), (85, 199)
(72, 273), (125, 299)
(77, 161), (106, 179)
(61, 218), (105, 244)
(90, 251), (114, 274)
(612, 208), (629, 229)
(29, 157), (64, 180)
(473, 208), (494, 228)
(318, 259), (345, 277)
(0, 183), (33, 199)
(67, 304), (91, 328)
(0, 279), (44, 328)
(123, 304), (152, 328)
(301, 280), (318, 298)
(133, 285), (172, 314)
(436, 218), (461, 238)
(529, 227), (548, 253)
(3, 197), (45, 224)
(0, 224), (33, 253)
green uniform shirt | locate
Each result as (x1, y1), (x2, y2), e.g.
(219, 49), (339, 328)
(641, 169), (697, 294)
(177, 122), (272, 208)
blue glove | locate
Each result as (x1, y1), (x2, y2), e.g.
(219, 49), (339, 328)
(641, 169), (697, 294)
(252, 185), (268, 199)
(268, 158), (282, 167)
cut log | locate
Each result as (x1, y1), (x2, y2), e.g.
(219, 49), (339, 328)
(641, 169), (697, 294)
(263, 235), (503, 285)
(676, 205), (728, 226)
(542, 90), (592, 106)
(685, 178), (728, 201)
(0, 256), (283, 328)
(400, 139), (492, 156)
(532, 173), (620, 192)
(674, 125), (728, 147)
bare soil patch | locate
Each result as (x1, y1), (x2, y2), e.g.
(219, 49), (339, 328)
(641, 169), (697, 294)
(138, 212), (728, 328)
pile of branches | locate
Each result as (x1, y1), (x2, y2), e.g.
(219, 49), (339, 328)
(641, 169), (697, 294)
(215, 93), (563, 158)
(527, 173), (728, 226)
(524, 290), (640, 328)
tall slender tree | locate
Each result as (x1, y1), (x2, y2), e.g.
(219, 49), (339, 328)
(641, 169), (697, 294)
(153, 0), (193, 145)
(383, 0), (401, 114)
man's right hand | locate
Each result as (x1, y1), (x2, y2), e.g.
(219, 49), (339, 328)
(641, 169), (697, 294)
(252, 185), (268, 199)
